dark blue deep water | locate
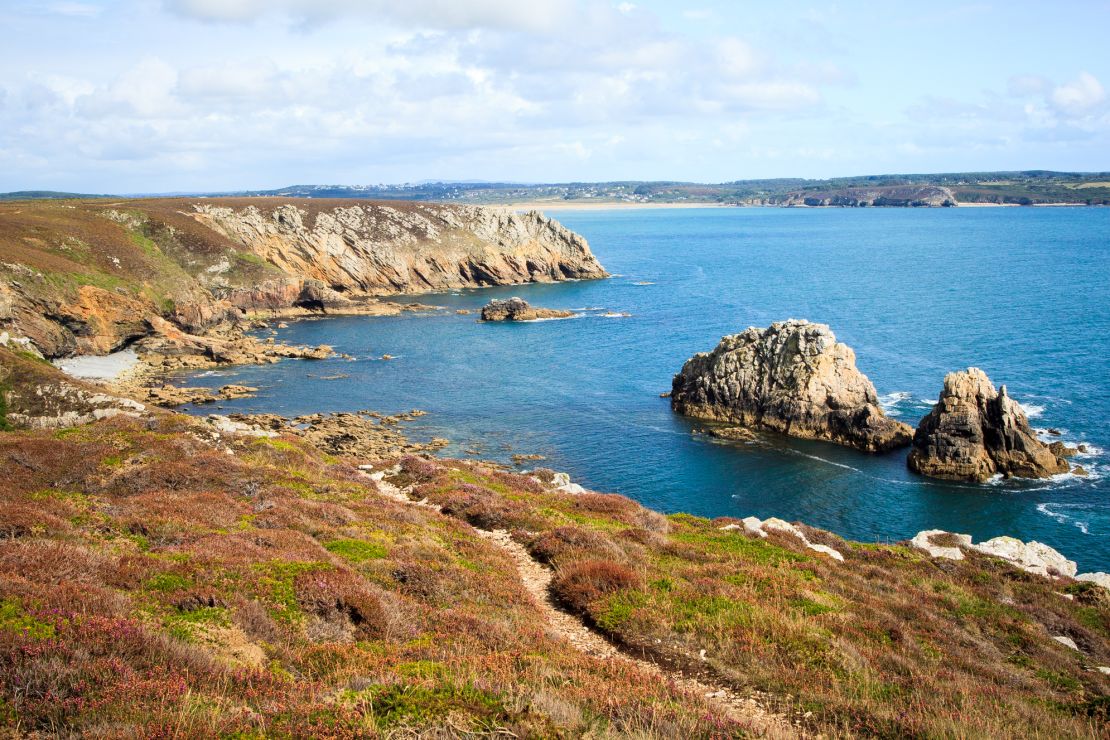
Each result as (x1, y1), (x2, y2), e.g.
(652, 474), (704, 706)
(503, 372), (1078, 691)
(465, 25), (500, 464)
(180, 207), (1110, 571)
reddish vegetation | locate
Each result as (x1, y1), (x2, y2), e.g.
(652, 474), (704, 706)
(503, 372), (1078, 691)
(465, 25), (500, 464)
(552, 561), (643, 615)
(0, 353), (1107, 736)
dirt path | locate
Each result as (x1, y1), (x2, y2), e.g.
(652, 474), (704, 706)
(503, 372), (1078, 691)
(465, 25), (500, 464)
(370, 470), (804, 738)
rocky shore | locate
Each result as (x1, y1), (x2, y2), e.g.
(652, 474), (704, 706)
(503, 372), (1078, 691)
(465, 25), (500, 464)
(908, 368), (1071, 481)
(671, 320), (913, 452)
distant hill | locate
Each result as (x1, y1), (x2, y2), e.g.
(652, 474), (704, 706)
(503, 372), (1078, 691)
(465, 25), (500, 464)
(244, 172), (1110, 206)
(5, 171), (1110, 206)
(0, 190), (114, 201)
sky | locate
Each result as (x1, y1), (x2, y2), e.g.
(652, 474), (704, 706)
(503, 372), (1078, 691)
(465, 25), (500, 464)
(1, 0), (1109, 192)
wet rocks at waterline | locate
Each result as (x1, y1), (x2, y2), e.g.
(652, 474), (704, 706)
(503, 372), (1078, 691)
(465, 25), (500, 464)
(907, 368), (1071, 482)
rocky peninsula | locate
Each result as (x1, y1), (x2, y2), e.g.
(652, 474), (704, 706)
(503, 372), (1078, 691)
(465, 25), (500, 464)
(0, 198), (606, 365)
(480, 297), (574, 321)
(908, 367), (1072, 481)
(671, 320), (913, 452)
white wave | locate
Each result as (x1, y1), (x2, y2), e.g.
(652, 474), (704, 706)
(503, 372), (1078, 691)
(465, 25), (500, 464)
(569, 306), (605, 311)
(1076, 444), (1104, 458)
(1018, 402), (1046, 419)
(878, 391), (912, 412)
(632, 281), (655, 285)
(601, 312), (632, 318)
(916, 398), (937, 407)
(518, 314), (583, 323)
(794, 451), (864, 474)
(1037, 503), (1093, 534)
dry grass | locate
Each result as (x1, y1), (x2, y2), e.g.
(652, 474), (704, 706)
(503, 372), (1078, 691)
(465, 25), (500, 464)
(0, 412), (746, 736)
(383, 460), (1110, 738)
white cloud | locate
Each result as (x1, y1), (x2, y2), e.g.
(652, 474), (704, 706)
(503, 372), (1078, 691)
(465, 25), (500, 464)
(716, 38), (762, 79)
(48, 2), (102, 17)
(1050, 72), (1106, 116)
(165, 0), (573, 32)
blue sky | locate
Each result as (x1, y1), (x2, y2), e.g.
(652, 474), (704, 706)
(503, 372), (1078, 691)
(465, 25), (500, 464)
(2, 0), (1108, 191)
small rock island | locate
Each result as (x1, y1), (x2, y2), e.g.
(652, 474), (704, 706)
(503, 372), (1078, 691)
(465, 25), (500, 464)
(671, 320), (913, 452)
(480, 297), (574, 322)
(908, 367), (1070, 481)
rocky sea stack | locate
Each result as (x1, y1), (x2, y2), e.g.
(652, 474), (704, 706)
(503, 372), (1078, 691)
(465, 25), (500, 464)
(671, 320), (913, 452)
(480, 297), (574, 322)
(908, 367), (1071, 481)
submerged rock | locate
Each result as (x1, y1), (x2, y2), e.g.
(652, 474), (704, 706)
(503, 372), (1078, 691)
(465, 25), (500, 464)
(670, 320), (912, 452)
(480, 297), (574, 322)
(907, 368), (1070, 481)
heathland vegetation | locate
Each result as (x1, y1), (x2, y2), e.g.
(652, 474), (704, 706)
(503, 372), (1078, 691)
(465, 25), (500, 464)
(0, 346), (1108, 737)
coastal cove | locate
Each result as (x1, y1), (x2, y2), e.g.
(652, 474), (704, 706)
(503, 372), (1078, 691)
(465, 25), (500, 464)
(175, 206), (1110, 572)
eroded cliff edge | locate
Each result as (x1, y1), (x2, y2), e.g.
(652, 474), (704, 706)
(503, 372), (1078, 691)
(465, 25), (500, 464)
(0, 198), (606, 359)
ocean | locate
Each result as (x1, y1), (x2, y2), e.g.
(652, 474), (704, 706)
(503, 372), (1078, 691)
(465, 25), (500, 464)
(177, 206), (1110, 571)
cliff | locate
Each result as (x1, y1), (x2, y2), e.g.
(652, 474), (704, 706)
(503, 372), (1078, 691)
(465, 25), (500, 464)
(908, 367), (1071, 481)
(193, 201), (606, 294)
(671, 320), (913, 452)
(0, 198), (605, 359)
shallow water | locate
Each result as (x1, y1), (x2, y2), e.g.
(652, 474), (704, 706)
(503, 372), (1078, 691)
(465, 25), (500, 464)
(179, 206), (1110, 571)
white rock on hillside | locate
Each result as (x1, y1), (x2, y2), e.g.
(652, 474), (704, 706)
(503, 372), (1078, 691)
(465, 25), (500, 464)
(911, 530), (972, 560)
(724, 516), (845, 562)
(1076, 572), (1110, 589)
(910, 530), (1079, 579)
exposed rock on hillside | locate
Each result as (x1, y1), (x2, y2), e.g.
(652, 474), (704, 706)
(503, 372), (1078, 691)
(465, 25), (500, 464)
(671, 320), (913, 452)
(767, 185), (957, 207)
(192, 202), (607, 294)
(480, 297), (574, 322)
(910, 530), (1083, 579)
(907, 368), (1070, 481)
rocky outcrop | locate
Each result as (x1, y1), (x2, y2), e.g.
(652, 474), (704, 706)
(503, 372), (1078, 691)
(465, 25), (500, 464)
(909, 530), (1078, 578)
(191, 202), (607, 295)
(480, 297), (574, 322)
(671, 320), (913, 452)
(907, 368), (1070, 481)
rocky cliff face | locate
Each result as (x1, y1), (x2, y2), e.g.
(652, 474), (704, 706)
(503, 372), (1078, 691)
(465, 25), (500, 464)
(671, 320), (913, 452)
(191, 202), (607, 294)
(907, 368), (1070, 481)
(0, 199), (605, 359)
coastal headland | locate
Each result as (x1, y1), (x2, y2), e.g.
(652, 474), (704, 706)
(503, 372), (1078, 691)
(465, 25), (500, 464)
(0, 199), (1107, 737)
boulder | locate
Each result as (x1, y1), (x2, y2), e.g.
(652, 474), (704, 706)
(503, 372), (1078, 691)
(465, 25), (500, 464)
(480, 297), (574, 322)
(670, 320), (912, 452)
(908, 368), (1070, 481)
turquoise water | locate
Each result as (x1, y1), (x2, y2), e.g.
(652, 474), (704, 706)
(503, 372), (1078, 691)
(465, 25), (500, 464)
(180, 207), (1110, 571)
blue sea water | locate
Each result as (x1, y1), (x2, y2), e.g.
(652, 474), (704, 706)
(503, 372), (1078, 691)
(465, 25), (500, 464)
(179, 207), (1110, 571)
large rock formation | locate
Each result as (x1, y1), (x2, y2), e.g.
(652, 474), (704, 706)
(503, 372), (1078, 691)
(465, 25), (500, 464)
(907, 368), (1070, 481)
(480, 297), (574, 322)
(191, 202), (608, 294)
(671, 320), (913, 452)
